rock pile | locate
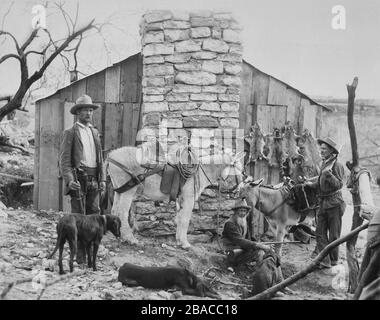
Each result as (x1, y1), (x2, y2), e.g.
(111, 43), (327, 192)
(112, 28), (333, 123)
(134, 190), (239, 238)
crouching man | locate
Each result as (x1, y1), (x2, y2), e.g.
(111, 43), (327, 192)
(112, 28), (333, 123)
(222, 199), (270, 268)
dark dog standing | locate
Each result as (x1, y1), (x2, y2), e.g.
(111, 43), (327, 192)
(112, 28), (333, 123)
(118, 263), (220, 299)
(49, 214), (121, 274)
(250, 250), (282, 296)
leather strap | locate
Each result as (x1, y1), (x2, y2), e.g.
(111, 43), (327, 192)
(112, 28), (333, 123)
(112, 165), (163, 194)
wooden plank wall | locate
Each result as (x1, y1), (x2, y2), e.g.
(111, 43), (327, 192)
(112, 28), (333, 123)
(267, 78), (287, 105)
(270, 105), (287, 131)
(72, 79), (87, 101)
(105, 65), (121, 103)
(38, 96), (62, 210)
(104, 103), (124, 151)
(298, 98), (309, 133)
(285, 89), (301, 125)
(33, 101), (41, 207)
(36, 54), (143, 211)
(61, 101), (74, 212)
(239, 63), (254, 132)
(87, 71), (105, 102)
(251, 68), (269, 105)
(303, 102), (317, 136)
(120, 54), (140, 103)
(315, 106), (322, 138)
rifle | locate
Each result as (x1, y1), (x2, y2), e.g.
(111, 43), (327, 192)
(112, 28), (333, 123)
(226, 241), (302, 258)
(73, 168), (86, 215)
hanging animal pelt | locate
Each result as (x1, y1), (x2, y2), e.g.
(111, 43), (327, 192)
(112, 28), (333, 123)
(297, 129), (321, 177)
(245, 122), (266, 164)
(263, 128), (286, 169)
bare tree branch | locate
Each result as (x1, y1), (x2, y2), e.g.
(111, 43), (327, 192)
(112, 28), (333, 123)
(0, 30), (21, 52)
(0, 53), (21, 64)
(0, 2), (97, 121)
(73, 34), (82, 70)
(25, 49), (48, 57)
(20, 29), (39, 52)
(31, 19), (95, 81)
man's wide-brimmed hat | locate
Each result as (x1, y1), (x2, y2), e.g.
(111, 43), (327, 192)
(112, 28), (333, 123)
(317, 137), (341, 154)
(70, 94), (99, 115)
(232, 199), (251, 212)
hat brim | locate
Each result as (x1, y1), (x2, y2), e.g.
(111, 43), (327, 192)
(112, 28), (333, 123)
(70, 103), (99, 115)
(317, 138), (339, 154)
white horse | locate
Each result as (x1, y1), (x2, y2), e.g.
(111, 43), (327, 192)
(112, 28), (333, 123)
(106, 144), (244, 249)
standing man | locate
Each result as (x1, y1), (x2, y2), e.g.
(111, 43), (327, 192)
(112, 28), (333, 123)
(222, 199), (270, 267)
(59, 94), (106, 262)
(305, 137), (346, 268)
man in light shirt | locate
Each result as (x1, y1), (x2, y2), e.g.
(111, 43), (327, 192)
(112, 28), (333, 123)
(59, 94), (106, 262)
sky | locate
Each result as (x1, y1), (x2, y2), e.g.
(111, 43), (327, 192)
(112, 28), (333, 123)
(1, 0), (380, 99)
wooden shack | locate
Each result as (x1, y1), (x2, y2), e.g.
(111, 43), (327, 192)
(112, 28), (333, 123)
(34, 52), (330, 211)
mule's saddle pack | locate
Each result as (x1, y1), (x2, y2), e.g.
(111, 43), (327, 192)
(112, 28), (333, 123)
(108, 143), (199, 201)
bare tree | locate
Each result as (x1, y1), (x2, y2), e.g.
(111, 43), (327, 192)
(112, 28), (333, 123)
(0, 2), (100, 121)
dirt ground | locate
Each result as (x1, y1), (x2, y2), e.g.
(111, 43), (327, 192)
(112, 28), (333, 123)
(1, 141), (380, 300)
(1, 184), (379, 300)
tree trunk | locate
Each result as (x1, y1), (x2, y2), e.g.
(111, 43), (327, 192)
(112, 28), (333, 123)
(346, 77), (363, 293)
(0, 88), (26, 122)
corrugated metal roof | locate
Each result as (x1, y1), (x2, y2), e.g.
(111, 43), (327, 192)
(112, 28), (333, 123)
(36, 52), (332, 111)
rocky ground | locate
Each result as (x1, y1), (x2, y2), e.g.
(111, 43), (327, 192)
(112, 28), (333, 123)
(1, 146), (379, 301)
(1, 191), (376, 301)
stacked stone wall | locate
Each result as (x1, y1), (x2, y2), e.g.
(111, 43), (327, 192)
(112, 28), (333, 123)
(136, 10), (244, 240)
(140, 10), (243, 141)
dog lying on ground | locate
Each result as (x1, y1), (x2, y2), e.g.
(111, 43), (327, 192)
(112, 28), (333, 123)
(118, 263), (220, 299)
(250, 250), (282, 296)
(49, 213), (121, 274)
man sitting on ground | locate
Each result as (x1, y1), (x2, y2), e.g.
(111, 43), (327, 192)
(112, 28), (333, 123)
(222, 199), (270, 268)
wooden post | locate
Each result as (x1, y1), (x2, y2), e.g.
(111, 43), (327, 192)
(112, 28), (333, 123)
(345, 77), (363, 293)
(347, 77), (359, 166)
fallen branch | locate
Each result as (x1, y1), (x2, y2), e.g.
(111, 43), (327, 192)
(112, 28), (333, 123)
(247, 222), (369, 300)
(261, 241), (302, 245)
(36, 270), (87, 300)
(1, 270), (87, 300)
(0, 172), (33, 182)
(0, 142), (31, 155)
(0, 276), (35, 299)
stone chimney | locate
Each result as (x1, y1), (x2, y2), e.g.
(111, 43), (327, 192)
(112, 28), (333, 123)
(139, 10), (243, 158)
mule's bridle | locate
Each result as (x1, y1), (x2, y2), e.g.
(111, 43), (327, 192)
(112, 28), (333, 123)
(200, 163), (244, 193)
